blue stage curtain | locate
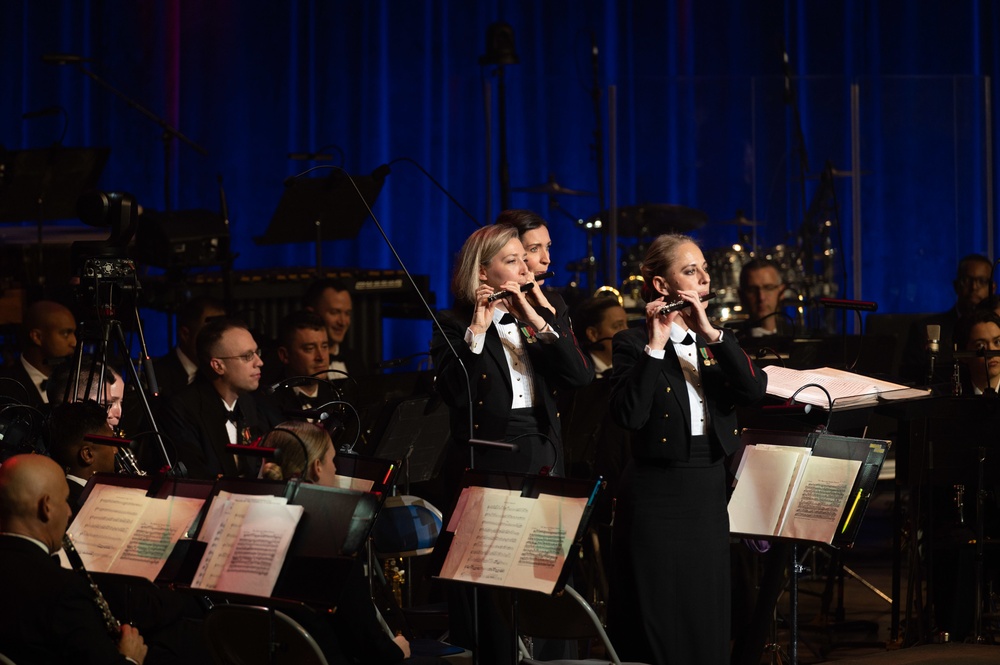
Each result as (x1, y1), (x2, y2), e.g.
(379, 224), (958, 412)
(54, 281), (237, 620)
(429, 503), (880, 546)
(4, 0), (999, 359)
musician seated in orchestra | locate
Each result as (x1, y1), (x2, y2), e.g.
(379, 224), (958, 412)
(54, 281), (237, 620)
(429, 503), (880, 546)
(901, 253), (994, 384)
(256, 311), (342, 430)
(260, 422), (421, 664)
(608, 233), (767, 664)
(955, 309), (1000, 395)
(0, 454), (149, 664)
(303, 278), (367, 378)
(0, 299), (77, 409)
(152, 295), (226, 398)
(734, 258), (792, 338)
(572, 295), (630, 379)
(149, 317), (266, 479)
(46, 359), (125, 429)
(494, 209), (567, 317)
(46, 400), (117, 515)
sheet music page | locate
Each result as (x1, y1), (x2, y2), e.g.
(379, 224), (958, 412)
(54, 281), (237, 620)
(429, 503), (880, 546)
(505, 493), (587, 593)
(439, 487), (524, 584)
(210, 502), (305, 597)
(196, 491), (288, 542)
(192, 500), (249, 590)
(68, 484), (154, 572)
(728, 446), (810, 537)
(110, 496), (205, 580)
(781, 456), (862, 543)
(763, 366), (880, 407)
(327, 474), (375, 492)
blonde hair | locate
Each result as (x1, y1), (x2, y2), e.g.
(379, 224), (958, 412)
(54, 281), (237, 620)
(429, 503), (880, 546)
(260, 421), (332, 482)
(451, 225), (521, 305)
(639, 233), (697, 302)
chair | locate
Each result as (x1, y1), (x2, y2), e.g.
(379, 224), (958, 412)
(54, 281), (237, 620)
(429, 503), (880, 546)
(203, 604), (329, 665)
(506, 584), (649, 665)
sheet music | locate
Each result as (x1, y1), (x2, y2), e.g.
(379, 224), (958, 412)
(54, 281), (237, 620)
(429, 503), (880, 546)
(67, 484), (204, 581)
(440, 487), (587, 594)
(729, 445), (809, 536)
(196, 491), (288, 542)
(327, 474), (375, 492)
(762, 366), (928, 409)
(729, 445), (863, 544)
(192, 499), (304, 597)
(505, 493), (587, 590)
(782, 456), (861, 542)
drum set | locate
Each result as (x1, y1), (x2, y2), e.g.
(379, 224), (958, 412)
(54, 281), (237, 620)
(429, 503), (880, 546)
(512, 176), (840, 329)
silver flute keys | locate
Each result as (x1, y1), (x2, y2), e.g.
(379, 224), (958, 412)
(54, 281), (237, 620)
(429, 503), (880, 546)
(658, 292), (716, 315)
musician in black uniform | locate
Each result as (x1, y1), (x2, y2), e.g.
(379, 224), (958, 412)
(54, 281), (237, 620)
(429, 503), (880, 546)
(494, 208), (568, 317)
(608, 233), (767, 665)
(430, 224), (594, 664)
(46, 400), (117, 515)
(431, 223), (593, 478)
(0, 454), (149, 664)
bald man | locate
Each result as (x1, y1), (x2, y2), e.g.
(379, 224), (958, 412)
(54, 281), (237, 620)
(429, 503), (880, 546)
(0, 300), (78, 408)
(0, 454), (147, 664)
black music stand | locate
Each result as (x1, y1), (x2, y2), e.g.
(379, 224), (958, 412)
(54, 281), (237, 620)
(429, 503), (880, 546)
(0, 147), (109, 291)
(435, 469), (601, 665)
(730, 429), (889, 665)
(256, 169), (387, 271)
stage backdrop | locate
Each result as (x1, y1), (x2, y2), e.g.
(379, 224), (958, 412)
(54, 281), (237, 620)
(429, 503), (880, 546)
(4, 0), (1000, 363)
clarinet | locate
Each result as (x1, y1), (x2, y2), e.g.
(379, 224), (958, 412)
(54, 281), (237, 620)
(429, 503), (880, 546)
(62, 533), (122, 639)
(115, 431), (147, 477)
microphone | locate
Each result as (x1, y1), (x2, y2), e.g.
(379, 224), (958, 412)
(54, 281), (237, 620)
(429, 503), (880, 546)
(41, 53), (94, 64)
(658, 292), (716, 315)
(22, 105), (63, 120)
(760, 401), (813, 415)
(816, 297), (877, 312)
(487, 282), (536, 303)
(925, 324), (941, 386)
(266, 376), (316, 395)
(282, 408), (333, 422)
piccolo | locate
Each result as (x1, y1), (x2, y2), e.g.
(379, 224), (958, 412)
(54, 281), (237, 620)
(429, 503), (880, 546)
(486, 271), (555, 303)
(658, 291), (716, 315)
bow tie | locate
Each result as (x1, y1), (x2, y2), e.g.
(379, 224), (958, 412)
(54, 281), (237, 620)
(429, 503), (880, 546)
(226, 409), (242, 423)
(498, 313), (516, 326)
(679, 333), (695, 345)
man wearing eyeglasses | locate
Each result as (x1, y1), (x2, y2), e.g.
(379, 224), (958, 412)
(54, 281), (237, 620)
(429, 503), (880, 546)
(902, 254), (994, 385)
(150, 317), (266, 479)
(736, 259), (791, 338)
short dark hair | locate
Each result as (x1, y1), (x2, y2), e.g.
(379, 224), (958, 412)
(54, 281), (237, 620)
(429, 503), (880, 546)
(46, 359), (120, 407)
(956, 254), (992, 281)
(302, 279), (352, 310)
(195, 317), (250, 375)
(494, 209), (547, 236)
(955, 309), (1000, 349)
(572, 296), (623, 346)
(46, 400), (111, 469)
(739, 258), (784, 291)
(277, 311), (326, 349)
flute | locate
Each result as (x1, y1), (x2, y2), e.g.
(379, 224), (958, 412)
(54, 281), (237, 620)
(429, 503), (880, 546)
(486, 271), (555, 303)
(658, 291), (716, 315)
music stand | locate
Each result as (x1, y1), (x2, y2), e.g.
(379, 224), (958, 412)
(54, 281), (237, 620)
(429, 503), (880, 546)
(257, 169), (387, 271)
(0, 147), (109, 290)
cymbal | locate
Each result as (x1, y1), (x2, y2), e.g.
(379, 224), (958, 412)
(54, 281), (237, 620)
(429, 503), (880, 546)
(586, 204), (708, 236)
(512, 180), (596, 196)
